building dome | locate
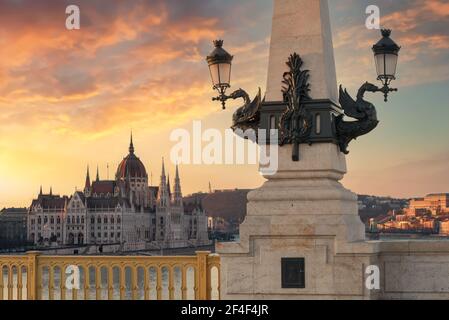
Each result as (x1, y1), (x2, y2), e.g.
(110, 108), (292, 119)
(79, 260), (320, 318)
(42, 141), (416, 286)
(116, 134), (147, 179)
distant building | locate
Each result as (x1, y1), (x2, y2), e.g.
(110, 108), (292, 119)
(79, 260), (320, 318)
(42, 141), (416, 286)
(27, 136), (209, 249)
(440, 220), (449, 235)
(365, 193), (449, 236)
(0, 208), (28, 248)
(408, 193), (449, 216)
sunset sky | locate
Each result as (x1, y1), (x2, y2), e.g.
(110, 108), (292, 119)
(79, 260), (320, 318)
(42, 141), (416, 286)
(0, 0), (448, 208)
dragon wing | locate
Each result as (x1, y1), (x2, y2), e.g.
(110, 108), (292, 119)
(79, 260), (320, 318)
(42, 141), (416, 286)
(248, 88), (262, 115)
(339, 85), (364, 119)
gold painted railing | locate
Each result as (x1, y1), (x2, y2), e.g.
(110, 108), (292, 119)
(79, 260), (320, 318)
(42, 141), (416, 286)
(0, 251), (220, 300)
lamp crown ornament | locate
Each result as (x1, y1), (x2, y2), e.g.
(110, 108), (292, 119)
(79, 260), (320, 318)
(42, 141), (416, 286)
(213, 39), (224, 47)
(381, 28), (391, 37)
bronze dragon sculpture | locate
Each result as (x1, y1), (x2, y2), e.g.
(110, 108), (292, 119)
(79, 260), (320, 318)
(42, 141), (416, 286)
(231, 88), (262, 133)
(336, 82), (380, 154)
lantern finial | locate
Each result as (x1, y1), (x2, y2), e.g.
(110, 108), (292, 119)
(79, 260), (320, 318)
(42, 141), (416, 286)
(213, 39), (224, 48)
(381, 29), (392, 38)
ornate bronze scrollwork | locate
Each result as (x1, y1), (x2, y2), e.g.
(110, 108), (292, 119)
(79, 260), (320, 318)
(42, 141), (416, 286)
(279, 53), (313, 161)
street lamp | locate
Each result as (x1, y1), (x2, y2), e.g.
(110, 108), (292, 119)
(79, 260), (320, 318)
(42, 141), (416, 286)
(205, 29), (401, 159)
(372, 29), (401, 102)
(206, 40), (234, 109)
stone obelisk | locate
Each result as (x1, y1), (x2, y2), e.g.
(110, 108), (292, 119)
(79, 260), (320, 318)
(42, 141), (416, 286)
(217, 0), (375, 300)
(265, 0), (338, 102)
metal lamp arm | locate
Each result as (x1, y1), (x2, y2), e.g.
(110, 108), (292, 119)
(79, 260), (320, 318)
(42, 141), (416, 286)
(212, 88), (250, 110)
(370, 79), (398, 102)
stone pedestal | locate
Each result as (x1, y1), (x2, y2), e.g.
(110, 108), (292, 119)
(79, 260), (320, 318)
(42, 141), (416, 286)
(217, 145), (378, 299)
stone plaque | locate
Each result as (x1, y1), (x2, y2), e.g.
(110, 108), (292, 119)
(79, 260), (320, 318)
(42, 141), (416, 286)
(281, 258), (305, 289)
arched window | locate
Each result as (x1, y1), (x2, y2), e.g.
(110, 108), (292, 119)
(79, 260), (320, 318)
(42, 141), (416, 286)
(117, 217), (121, 224)
(97, 217), (101, 224)
(50, 217), (54, 224)
(44, 216), (48, 224)
(91, 217), (95, 224)
(76, 216), (80, 224)
(38, 217), (41, 224)
(111, 216), (115, 223)
(81, 217), (85, 224)
(104, 217), (108, 223)
(57, 217), (61, 224)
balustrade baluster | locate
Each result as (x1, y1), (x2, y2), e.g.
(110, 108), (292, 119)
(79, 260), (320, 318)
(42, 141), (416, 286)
(48, 267), (54, 300)
(143, 267), (149, 300)
(72, 284), (78, 300)
(206, 265), (212, 300)
(181, 265), (187, 300)
(60, 266), (66, 300)
(107, 266), (114, 300)
(7, 266), (13, 300)
(119, 267), (126, 300)
(17, 267), (23, 300)
(131, 266), (138, 300)
(168, 266), (174, 300)
(0, 266), (4, 300)
(217, 265), (221, 300)
(84, 267), (90, 300)
(95, 267), (101, 300)
(156, 266), (162, 300)
(36, 266), (43, 300)
(194, 266), (199, 300)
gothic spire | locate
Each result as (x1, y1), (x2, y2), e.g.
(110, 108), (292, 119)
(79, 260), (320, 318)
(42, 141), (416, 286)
(50, 186), (53, 196)
(175, 163), (180, 181)
(129, 131), (134, 154)
(161, 157), (166, 178)
(158, 158), (169, 207)
(96, 165), (100, 182)
(39, 185), (43, 196)
(174, 163), (182, 206)
(167, 173), (171, 197)
(85, 165), (91, 190)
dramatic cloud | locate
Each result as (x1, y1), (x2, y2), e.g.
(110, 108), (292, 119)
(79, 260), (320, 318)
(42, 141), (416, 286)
(0, 0), (272, 137)
(331, 0), (449, 90)
(0, 0), (448, 207)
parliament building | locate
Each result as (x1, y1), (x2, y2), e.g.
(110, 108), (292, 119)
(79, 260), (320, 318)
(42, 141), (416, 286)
(27, 136), (210, 250)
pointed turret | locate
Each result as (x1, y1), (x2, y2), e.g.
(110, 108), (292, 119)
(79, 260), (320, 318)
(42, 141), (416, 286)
(84, 165), (91, 195)
(50, 186), (53, 196)
(39, 185), (43, 196)
(158, 158), (169, 208)
(173, 163), (183, 206)
(167, 173), (171, 198)
(129, 131), (134, 154)
(96, 165), (100, 182)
